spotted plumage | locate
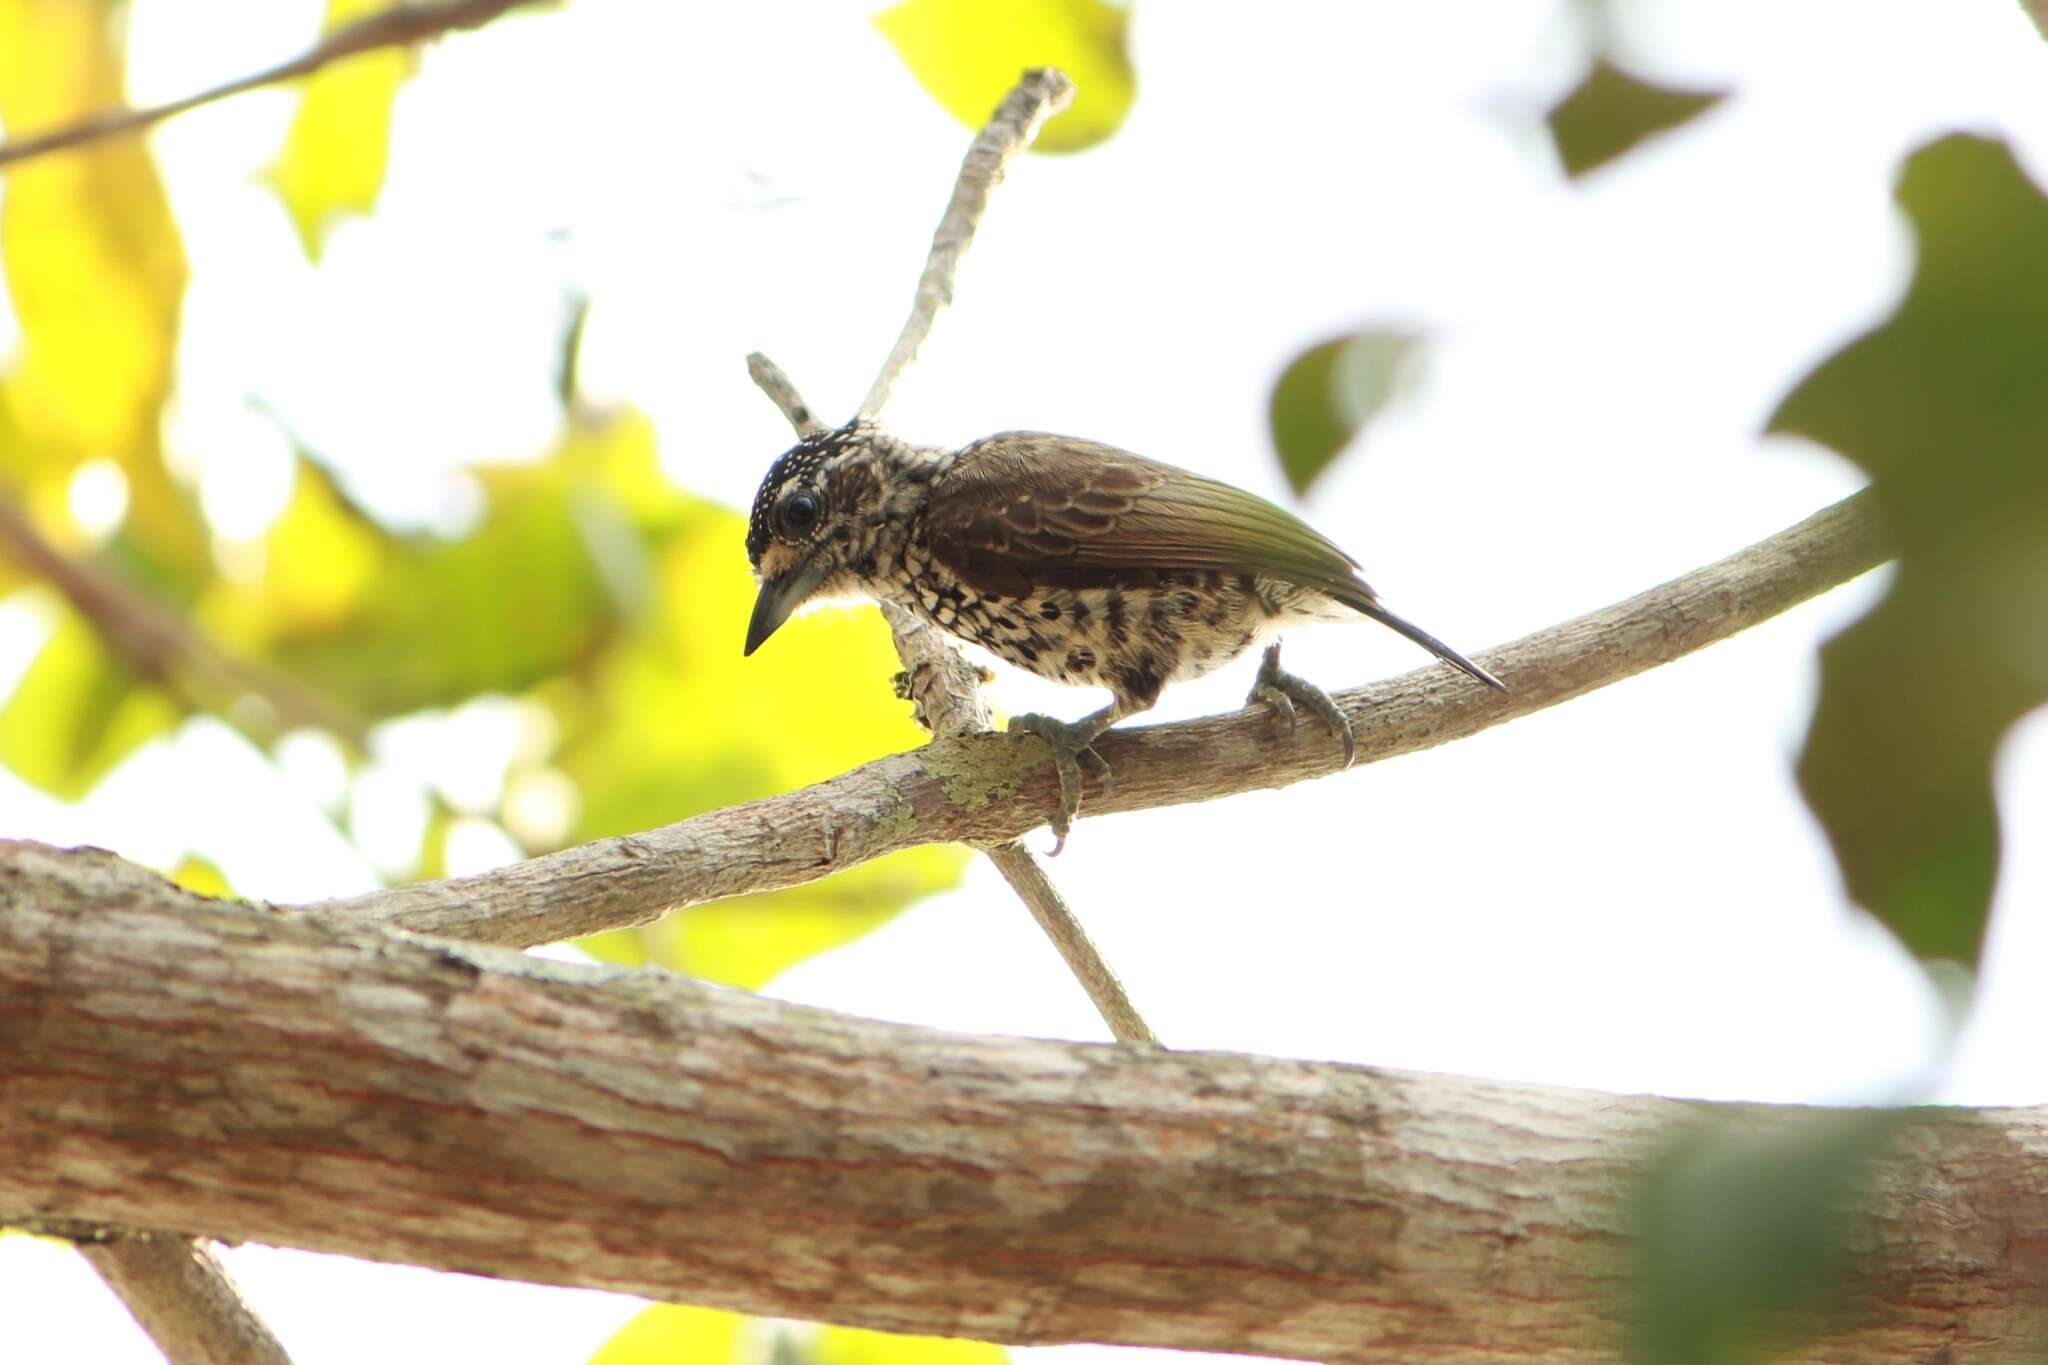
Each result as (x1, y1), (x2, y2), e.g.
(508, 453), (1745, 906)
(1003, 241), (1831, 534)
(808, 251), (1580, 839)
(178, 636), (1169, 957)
(745, 422), (1505, 848)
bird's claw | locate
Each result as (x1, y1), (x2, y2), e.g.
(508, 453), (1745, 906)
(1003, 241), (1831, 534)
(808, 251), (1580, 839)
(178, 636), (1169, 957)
(1249, 647), (1356, 768)
(1009, 712), (1110, 854)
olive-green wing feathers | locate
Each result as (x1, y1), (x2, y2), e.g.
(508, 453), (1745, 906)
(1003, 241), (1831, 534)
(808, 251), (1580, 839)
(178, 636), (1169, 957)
(924, 432), (1379, 611)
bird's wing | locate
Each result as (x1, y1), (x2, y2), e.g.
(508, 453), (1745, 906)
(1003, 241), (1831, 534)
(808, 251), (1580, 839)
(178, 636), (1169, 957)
(924, 432), (1376, 609)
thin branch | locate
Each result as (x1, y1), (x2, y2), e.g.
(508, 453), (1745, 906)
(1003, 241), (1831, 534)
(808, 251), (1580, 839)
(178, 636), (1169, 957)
(0, 0), (544, 170)
(313, 488), (1889, 946)
(753, 346), (1159, 1047)
(75, 1231), (292, 1365)
(983, 842), (1158, 1045)
(746, 353), (826, 437)
(0, 493), (366, 745)
(858, 69), (1076, 418)
(7, 841), (2042, 1364)
(885, 596), (1158, 1046)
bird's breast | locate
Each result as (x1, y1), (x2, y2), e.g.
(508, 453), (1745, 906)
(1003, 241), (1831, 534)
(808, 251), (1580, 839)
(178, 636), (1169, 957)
(900, 567), (1309, 693)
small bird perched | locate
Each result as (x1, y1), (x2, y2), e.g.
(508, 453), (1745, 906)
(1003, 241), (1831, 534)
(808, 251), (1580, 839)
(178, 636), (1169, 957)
(745, 422), (1505, 849)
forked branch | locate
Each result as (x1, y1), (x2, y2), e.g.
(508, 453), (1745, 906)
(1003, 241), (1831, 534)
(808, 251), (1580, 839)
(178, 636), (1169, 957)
(316, 488), (1888, 945)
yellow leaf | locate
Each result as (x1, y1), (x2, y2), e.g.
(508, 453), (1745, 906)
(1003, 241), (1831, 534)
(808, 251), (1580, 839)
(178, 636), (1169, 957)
(168, 855), (233, 898)
(258, 457), (384, 633)
(0, 602), (180, 798)
(876, 0), (1135, 153)
(265, 0), (413, 259)
(0, 0), (207, 583)
(812, 1326), (1008, 1365)
(587, 1304), (747, 1365)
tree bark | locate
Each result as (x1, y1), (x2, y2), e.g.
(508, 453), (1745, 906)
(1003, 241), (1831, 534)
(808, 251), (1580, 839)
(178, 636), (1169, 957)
(4, 843), (2042, 1363)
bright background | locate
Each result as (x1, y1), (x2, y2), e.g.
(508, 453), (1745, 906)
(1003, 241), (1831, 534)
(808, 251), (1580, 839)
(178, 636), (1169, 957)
(6, 1), (2048, 1361)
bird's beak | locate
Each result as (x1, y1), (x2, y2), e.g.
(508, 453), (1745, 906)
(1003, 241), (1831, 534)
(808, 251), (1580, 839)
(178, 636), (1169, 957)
(744, 557), (832, 656)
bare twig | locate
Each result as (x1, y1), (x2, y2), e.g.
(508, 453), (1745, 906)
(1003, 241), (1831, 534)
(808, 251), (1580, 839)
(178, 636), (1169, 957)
(0, 0), (544, 170)
(858, 69), (1077, 418)
(76, 1231), (292, 1365)
(10, 840), (2045, 1364)
(0, 494), (365, 745)
(314, 488), (1889, 946)
(753, 342), (1159, 1047)
(885, 599), (1158, 1046)
(746, 353), (826, 437)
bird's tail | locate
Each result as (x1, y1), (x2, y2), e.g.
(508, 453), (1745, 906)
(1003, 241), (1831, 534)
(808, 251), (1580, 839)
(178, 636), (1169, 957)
(1356, 599), (1507, 693)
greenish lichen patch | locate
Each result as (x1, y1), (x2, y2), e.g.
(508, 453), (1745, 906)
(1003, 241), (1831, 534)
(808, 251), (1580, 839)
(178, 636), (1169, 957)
(921, 735), (1031, 809)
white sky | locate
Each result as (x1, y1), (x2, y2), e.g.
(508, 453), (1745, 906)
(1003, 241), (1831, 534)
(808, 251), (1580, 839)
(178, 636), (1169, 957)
(6, 1), (2048, 1361)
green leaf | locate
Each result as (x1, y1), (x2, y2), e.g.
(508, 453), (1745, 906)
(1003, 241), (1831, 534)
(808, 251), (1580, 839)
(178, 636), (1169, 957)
(1268, 330), (1425, 497)
(0, 604), (179, 798)
(876, 0), (1135, 153)
(810, 1326), (1007, 1365)
(1633, 1108), (1913, 1365)
(1546, 59), (1727, 179)
(562, 495), (966, 988)
(265, 0), (413, 259)
(209, 422), (659, 719)
(1768, 134), (2048, 969)
(587, 1304), (746, 1365)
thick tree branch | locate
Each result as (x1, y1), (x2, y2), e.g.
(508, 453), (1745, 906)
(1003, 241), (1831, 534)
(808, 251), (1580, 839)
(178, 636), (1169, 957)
(3, 841), (2040, 1364)
(74, 1231), (291, 1365)
(0, 0), (545, 171)
(315, 488), (1888, 946)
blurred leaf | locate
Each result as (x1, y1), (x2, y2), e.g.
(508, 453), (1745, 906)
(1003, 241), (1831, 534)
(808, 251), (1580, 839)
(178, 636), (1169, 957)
(1546, 59), (1726, 179)
(168, 855), (233, 898)
(587, 1303), (746, 1365)
(808, 1326), (1007, 1365)
(1633, 1108), (1911, 1365)
(562, 492), (966, 988)
(265, 0), (413, 259)
(207, 422), (656, 718)
(0, 604), (179, 798)
(0, 0), (207, 581)
(876, 0), (1135, 153)
(1268, 330), (1424, 497)
(1768, 134), (2048, 968)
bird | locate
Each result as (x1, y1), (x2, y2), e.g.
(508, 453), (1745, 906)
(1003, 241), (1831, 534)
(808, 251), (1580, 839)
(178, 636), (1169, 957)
(744, 421), (1506, 851)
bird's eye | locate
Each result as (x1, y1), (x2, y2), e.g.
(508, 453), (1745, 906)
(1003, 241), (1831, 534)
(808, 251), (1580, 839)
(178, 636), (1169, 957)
(775, 490), (821, 538)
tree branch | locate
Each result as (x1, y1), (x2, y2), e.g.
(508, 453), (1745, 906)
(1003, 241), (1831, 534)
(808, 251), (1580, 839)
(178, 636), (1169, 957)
(859, 69), (1076, 417)
(313, 488), (1888, 946)
(0, 0), (545, 171)
(74, 1230), (291, 1365)
(3, 841), (2038, 1364)
(0, 492), (365, 744)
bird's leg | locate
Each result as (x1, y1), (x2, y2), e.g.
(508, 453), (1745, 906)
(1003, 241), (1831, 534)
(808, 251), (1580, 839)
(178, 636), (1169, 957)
(1008, 700), (1127, 855)
(1248, 642), (1356, 768)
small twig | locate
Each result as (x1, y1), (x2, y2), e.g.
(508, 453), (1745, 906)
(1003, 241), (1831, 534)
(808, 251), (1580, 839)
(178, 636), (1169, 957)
(982, 842), (1159, 1045)
(747, 354), (826, 438)
(752, 345), (1159, 1047)
(314, 488), (1889, 946)
(858, 69), (1076, 419)
(77, 1230), (292, 1365)
(0, 0), (543, 170)
(0, 494), (366, 746)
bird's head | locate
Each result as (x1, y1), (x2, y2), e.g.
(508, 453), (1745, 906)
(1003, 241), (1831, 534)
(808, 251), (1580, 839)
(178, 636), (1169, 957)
(743, 423), (920, 656)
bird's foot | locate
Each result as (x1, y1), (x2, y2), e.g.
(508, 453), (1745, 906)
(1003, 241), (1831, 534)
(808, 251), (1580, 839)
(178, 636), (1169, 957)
(1248, 645), (1356, 768)
(1008, 712), (1112, 855)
